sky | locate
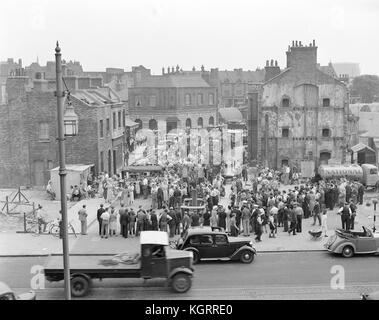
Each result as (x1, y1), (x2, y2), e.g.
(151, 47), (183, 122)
(1, 0), (379, 75)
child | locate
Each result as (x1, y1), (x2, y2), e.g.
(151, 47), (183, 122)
(268, 213), (276, 238)
(321, 208), (328, 237)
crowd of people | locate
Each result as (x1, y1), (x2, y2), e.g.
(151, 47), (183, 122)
(74, 163), (368, 241)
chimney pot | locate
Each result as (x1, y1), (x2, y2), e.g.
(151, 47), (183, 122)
(295, 41), (298, 47)
(266, 60), (269, 67)
(313, 39), (316, 46)
(162, 67), (165, 74)
(275, 60), (278, 67)
(270, 59), (274, 66)
(292, 41), (295, 46)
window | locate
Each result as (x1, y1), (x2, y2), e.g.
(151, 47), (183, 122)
(106, 118), (110, 132)
(189, 236), (200, 245)
(113, 112), (116, 130)
(282, 98), (290, 108)
(209, 93), (214, 105)
(197, 93), (203, 106)
(185, 94), (191, 106)
(200, 235), (213, 245)
(198, 117), (203, 128)
(38, 123), (49, 140)
(118, 111), (121, 128)
(186, 118), (192, 128)
(209, 116), (214, 126)
(370, 168), (378, 174)
(99, 120), (104, 138)
(215, 235), (228, 245)
(135, 95), (142, 107)
(322, 128), (330, 137)
(149, 95), (156, 107)
(323, 98), (330, 107)
(100, 151), (104, 172)
(282, 128), (289, 138)
(122, 110), (125, 127)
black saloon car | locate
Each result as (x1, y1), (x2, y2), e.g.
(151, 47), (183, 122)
(175, 227), (256, 264)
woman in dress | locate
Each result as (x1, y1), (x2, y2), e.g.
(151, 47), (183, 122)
(210, 206), (218, 228)
(128, 183), (135, 204)
(225, 205), (232, 233)
(109, 207), (118, 236)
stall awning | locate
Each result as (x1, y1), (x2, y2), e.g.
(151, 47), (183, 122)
(123, 165), (163, 172)
(50, 164), (94, 172)
(218, 107), (243, 122)
(350, 142), (375, 153)
(166, 116), (180, 122)
(125, 118), (139, 127)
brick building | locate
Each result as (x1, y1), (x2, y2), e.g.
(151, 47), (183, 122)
(0, 73), (130, 188)
(129, 66), (218, 133)
(247, 40), (356, 170)
(0, 58), (23, 105)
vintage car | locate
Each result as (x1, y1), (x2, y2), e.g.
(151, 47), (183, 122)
(324, 226), (379, 258)
(0, 282), (36, 300)
(174, 227), (256, 264)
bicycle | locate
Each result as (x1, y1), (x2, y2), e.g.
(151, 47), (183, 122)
(49, 219), (77, 238)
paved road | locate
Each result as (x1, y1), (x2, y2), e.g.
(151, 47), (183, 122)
(1, 252), (379, 300)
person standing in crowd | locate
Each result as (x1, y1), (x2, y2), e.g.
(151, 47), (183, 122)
(294, 202), (304, 233)
(282, 204), (289, 232)
(241, 202), (251, 236)
(129, 208), (136, 236)
(357, 182), (364, 205)
(182, 211), (191, 235)
(128, 183), (135, 205)
(119, 204), (129, 238)
(168, 208), (176, 237)
(150, 210), (158, 231)
(268, 212), (276, 238)
(157, 185), (164, 209)
(288, 204), (297, 235)
(109, 207), (118, 237)
(203, 210), (211, 227)
(218, 207), (227, 231)
(349, 199), (357, 230)
(174, 208), (182, 234)
(97, 204), (105, 236)
(321, 208), (328, 237)
(36, 204), (48, 234)
(78, 204), (88, 235)
(191, 210), (200, 227)
(230, 213), (239, 237)
(136, 206), (146, 236)
(210, 206), (218, 228)
(254, 211), (263, 242)
(100, 207), (110, 239)
(312, 199), (321, 226)
(338, 202), (351, 231)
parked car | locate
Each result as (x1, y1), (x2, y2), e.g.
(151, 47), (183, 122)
(0, 282), (36, 300)
(324, 226), (379, 258)
(174, 227), (256, 264)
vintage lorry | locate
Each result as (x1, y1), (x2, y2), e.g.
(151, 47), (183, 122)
(44, 231), (194, 297)
(318, 163), (379, 190)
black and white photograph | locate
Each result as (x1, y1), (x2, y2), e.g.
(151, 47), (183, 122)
(1, 0), (379, 307)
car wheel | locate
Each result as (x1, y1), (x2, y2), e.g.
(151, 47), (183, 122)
(341, 245), (354, 258)
(240, 250), (254, 263)
(171, 273), (192, 293)
(71, 276), (90, 297)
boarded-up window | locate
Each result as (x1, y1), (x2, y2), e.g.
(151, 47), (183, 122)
(39, 123), (49, 140)
(282, 98), (290, 108)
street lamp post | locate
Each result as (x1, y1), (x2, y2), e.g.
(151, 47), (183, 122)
(55, 41), (71, 300)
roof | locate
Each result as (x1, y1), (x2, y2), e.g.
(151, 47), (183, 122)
(356, 112), (379, 137)
(218, 107), (243, 122)
(136, 74), (211, 88)
(140, 231), (169, 245)
(349, 103), (379, 115)
(124, 165), (163, 172)
(350, 143), (375, 153)
(50, 164), (94, 172)
(185, 227), (226, 237)
(72, 88), (121, 106)
(218, 70), (266, 83)
(361, 163), (378, 170)
(318, 63), (337, 78)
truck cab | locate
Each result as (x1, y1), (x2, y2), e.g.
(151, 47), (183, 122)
(361, 164), (379, 189)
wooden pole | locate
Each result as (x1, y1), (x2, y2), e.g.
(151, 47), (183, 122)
(6, 196), (9, 215)
(24, 212), (27, 232)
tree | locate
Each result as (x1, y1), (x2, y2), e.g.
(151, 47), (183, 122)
(350, 75), (379, 103)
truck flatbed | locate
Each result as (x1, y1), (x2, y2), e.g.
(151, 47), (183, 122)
(44, 255), (142, 280)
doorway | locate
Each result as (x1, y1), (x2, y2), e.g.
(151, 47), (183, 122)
(33, 160), (45, 186)
(319, 152), (331, 165)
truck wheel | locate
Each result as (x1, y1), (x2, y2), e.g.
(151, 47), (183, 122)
(342, 245), (354, 258)
(240, 250), (254, 263)
(171, 273), (192, 293)
(71, 276), (90, 297)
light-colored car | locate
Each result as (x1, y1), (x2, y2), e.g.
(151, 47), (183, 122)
(0, 282), (36, 300)
(324, 226), (379, 258)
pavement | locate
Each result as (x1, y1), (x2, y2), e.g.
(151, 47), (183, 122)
(1, 181), (379, 256)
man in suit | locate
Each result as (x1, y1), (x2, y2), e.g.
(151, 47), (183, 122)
(97, 204), (105, 236)
(78, 204), (88, 235)
(157, 186), (164, 209)
(119, 203), (129, 238)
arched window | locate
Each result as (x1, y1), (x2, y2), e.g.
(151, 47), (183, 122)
(209, 116), (214, 126)
(149, 119), (157, 131)
(135, 119), (143, 130)
(185, 94), (191, 106)
(282, 97), (290, 108)
(186, 118), (192, 128)
(198, 117), (203, 128)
